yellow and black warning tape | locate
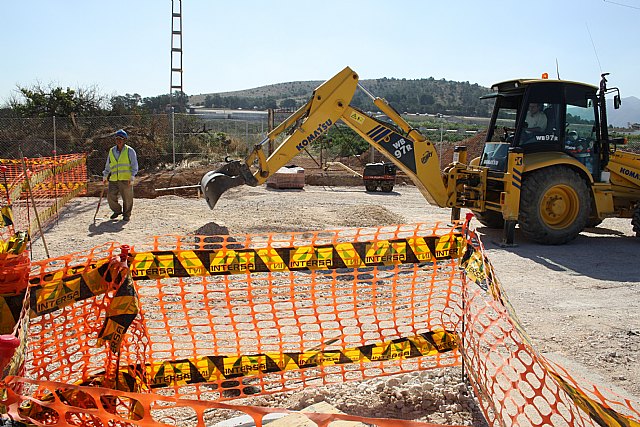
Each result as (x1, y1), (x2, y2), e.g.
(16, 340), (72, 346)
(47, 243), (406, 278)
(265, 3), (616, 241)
(28, 258), (124, 317)
(0, 231), (29, 255)
(30, 181), (85, 192)
(11, 331), (457, 422)
(147, 330), (458, 388)
(1, 205), (14, 228)
(2, 156), (86, 202)
(550, 371), (640, 427)
(0, 155), (85, 169)
(130, 233), (465, 280)
(29, 183), (86, 229)
(0, 291), (27, 335)
(23, 233), (463, 317)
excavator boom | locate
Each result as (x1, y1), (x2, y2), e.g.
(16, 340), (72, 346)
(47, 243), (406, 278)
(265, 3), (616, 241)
(201, 67), (450, 209)
(340, 104), (450, 207)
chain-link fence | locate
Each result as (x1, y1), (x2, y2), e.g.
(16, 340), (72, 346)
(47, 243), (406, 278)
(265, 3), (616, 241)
(0, 112), (270, 181)
(2, 112), (635, 183)
(0, 110), (385, 184)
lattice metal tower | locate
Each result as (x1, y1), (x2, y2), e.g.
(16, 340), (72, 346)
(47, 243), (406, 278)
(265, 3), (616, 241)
(170, 0), (183, 104)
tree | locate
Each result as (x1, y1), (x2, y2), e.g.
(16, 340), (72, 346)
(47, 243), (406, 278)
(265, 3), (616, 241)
(142, 91), (189, 113)
(110, 93), (143, 115)
(9, 83), (108, 118)
(419, 94), (434, 106)
(262, 96), (277, 109)
(0, 106), (14, 118)
(326, 125), (369, 156)
(204, 94), (221, 108)
(280, 98), (297, 108)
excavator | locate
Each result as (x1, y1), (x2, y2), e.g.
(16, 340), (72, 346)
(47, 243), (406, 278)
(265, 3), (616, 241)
(200, 67), (640, 245)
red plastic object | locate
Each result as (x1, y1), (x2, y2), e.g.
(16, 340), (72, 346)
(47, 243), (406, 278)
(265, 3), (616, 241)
(0, 334), (20, 372)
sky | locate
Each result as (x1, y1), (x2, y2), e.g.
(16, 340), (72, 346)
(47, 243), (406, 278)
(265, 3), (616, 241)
(2, 0), (640, 105)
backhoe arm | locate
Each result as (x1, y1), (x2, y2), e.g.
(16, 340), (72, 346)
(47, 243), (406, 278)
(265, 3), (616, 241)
(201, 66), (450, 210)
(201, 67), (358, 208)
(340, 102), (450, 207)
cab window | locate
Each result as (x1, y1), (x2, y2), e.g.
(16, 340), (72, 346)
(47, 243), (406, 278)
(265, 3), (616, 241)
(564, 100), (596, 173)
(488, 106), (518, 142)
(517, 102), (561, 146)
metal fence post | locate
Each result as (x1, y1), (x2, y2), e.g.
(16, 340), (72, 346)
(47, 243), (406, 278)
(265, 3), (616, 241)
(53, 116), (57, 154)
(171, 107), (176, 165)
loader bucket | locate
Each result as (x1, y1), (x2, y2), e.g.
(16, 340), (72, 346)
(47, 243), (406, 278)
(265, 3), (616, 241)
(200, 170), (247, 209)
(201, 160), (259, 209)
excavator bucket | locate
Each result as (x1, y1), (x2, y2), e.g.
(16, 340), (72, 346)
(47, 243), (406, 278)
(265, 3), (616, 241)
(200, 161), (254, 209)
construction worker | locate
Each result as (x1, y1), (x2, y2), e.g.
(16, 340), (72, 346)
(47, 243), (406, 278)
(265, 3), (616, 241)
(524, 103), (548, 133)
(102, 129), (138, 221)
(519, 103), (548, 145)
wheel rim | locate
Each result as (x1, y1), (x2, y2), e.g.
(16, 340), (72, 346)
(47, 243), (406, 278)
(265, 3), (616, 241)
(539, 184), (580, 229)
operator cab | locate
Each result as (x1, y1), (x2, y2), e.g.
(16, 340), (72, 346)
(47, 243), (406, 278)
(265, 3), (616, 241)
(481, 79), (602, 177)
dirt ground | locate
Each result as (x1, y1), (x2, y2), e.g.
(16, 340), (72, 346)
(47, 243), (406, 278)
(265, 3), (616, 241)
(31, 163), (640, 425)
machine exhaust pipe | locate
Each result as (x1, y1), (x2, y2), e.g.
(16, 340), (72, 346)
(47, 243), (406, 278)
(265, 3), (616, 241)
(200, 160), (255, 209)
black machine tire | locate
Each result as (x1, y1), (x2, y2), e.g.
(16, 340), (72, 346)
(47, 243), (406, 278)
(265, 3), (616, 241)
(632, 205), (640, 237)
(472, 210), (505, 229)
(380, 183), (394, 192)
(518, 166), (590, 245)
(365, 183), (378, 192)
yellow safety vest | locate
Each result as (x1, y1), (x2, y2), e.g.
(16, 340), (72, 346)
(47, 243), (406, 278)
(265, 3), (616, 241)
(108, 145), (132, 181)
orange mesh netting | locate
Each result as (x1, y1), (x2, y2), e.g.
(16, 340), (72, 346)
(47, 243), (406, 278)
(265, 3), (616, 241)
(0, 154), (87, 240)
(0, 221), (638, 427)
(24, 224), (463, 396)
(0, 204), (31, 405)
(459, 228), (640, 427)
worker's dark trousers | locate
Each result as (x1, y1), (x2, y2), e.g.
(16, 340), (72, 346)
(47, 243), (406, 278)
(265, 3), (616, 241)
(107, 180), (134, 218)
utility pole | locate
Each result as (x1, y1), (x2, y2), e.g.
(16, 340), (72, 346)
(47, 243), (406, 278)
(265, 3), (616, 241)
(170, 0), (183, 106)
(170, 0), (183, 166)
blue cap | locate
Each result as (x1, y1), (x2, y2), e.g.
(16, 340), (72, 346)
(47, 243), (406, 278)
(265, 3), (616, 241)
(115, 129), (128, 139)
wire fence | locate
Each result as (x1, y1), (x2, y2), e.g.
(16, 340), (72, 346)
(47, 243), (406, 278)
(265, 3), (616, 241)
(2, 112), (634, 184)
(0, 112), (271, 181)
(0, 109), (490, 174)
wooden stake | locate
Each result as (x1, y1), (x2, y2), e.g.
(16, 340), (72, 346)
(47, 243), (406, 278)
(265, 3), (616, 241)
(20, 156), (49, 259)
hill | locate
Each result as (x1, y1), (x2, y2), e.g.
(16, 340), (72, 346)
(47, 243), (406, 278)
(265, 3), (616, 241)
(608, 96), (640, 127)
(191, 80), (323, 102)
(190, 79), (640, 127)
(190, 77), (493, 117)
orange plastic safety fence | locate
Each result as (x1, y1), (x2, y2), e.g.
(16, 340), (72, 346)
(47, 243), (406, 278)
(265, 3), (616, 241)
(459, 228), (640, 427)
(1, 376), (465, 427)
(1, 222), (639, 427)
(0, 154), (87, 240)
(25, 224), (463, 398)
(0, 250), (30, 297)
(0, 233), (30, 393)
(0, 249), (30, 384)
(25, 242), (134, 387)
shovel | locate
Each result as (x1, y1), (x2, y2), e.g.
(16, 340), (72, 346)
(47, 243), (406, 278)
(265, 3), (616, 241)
(94, 184), (106, 222)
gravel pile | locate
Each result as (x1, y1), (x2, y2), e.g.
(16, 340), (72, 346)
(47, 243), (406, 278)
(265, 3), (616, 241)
(211, 368), (486, 426)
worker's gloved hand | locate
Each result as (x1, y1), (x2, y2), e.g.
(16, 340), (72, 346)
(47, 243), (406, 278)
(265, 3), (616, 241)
(129, 177), (135, 186)
(102, 178), (107, 185)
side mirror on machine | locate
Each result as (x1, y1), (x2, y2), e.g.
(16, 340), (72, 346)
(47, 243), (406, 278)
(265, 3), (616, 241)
(614, 94), (621, 109)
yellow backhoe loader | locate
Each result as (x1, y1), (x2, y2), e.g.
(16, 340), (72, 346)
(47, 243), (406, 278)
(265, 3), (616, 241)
(201, 67), (640, 245)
